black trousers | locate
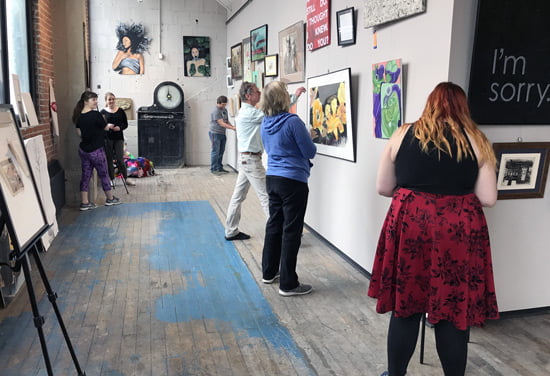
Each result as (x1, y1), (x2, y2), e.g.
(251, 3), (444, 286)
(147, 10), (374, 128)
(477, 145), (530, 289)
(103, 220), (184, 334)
(262, 175), (309, 291)
(387, 312), (470, 376)
(105, 139), (127, 180)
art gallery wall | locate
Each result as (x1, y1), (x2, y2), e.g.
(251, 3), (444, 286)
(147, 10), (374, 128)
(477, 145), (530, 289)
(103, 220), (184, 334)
(227, 0), (550, 312)
(88, 0), (228, 166)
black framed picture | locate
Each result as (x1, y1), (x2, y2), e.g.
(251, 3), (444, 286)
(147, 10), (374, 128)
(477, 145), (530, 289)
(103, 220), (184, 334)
(336, 7), (356, 46)
(0, 105), (48, 250)
(230, 42), (243, 80)
(251, 24), (268, 62)
(493, 142), (550, 199)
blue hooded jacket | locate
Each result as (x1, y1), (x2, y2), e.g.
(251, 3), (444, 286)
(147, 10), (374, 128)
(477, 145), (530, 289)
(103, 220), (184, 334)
(261, 112), (317, 183)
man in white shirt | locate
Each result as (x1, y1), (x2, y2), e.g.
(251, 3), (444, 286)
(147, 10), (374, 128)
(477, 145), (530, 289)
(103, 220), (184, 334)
(225, 82), (305, 241)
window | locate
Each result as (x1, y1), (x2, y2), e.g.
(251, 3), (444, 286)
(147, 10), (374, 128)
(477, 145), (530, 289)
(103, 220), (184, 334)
(0, 0), (33, 106)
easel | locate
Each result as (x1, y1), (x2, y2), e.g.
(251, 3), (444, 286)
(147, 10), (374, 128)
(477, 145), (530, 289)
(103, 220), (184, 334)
(0, 216), (86, 375)
(0, 104), (85, 375)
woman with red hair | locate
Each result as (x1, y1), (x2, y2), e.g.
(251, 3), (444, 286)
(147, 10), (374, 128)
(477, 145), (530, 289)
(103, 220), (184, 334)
(369, 82), (499, 376)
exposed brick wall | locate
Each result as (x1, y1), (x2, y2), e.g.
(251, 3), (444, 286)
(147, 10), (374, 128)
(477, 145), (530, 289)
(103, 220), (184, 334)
(20, 0), (57, 162)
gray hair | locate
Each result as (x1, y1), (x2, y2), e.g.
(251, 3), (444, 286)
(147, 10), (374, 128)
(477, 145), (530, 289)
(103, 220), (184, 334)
(259, 81), (290, 116)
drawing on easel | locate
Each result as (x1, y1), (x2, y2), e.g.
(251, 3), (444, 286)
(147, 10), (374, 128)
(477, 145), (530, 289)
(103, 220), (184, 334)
(0, 158), (24, 196)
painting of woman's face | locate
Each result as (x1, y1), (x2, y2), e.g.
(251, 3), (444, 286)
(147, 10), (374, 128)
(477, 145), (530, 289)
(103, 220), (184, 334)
(122, 36), (132, 49)
(191, 47), (199, 58)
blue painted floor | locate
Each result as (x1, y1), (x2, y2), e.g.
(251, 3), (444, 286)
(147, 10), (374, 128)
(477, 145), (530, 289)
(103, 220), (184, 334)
(0, 201), (313, 375)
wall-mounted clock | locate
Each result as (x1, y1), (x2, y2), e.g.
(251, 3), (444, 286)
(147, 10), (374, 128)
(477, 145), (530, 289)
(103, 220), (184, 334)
(153, 81), (184, 112)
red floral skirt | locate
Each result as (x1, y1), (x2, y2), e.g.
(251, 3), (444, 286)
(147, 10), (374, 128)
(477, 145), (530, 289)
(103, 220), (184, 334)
(368, 188), (499, 330)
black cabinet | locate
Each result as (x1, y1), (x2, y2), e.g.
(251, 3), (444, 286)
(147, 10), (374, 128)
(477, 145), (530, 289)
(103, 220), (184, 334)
(138, 82), (185, 167)
(137, 110), (185, 167)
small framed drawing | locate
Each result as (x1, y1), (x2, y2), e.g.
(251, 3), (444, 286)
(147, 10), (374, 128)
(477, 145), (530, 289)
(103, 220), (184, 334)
(230, 42), (243, 80)
(226, 75), (234, 88)
(264, 54), (278, 77)
(250, 24), (268, 62)
(493, 142), (550, 199)
(226, 57), (231, 70)
(336, 7), (356, 46)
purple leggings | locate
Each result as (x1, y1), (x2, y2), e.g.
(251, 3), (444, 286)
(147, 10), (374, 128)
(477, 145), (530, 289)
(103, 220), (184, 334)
(79, 147), (112, 192)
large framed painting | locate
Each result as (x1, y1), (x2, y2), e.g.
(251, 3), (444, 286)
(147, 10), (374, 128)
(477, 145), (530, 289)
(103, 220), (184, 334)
(230, 42), (243, 80)
(493, 142), (550, 199)
(278, 21), (305, 83)
(372, 58), (403, 139)
(0, 105), (47, 251)
(183, 36), (211, 77)
(250, 24), (268, 62)
(307, 68), (355, 162)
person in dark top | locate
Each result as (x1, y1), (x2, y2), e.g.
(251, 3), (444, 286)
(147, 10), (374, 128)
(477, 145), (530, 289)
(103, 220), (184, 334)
(100, 92), (135, 186)
(368, 82), (499, 376)
(72, 91), (122, 210)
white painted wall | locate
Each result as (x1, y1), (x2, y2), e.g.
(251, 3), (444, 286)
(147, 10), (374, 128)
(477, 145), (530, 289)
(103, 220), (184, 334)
(88, 0), (228, 166)
(226, 0), (550, 312)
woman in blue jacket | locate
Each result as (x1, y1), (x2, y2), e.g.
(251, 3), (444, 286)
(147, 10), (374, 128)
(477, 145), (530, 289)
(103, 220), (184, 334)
(260, 81), (317, 296)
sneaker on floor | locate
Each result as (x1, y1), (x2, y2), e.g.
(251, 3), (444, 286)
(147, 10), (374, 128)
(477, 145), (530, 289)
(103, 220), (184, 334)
(262, 273), (280, 284)
(220, 168), (230, 173)
(224, 232), (251, 241)
(211, 170), (223, 175)
(279, 284), (313, 297)
(79, 202), (97, 211)
(125, 179), (136, 186)
(105, 196), (122, 206)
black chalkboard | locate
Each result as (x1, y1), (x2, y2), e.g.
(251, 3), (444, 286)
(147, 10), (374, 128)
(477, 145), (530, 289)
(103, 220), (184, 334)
(468, 0), (550, 125)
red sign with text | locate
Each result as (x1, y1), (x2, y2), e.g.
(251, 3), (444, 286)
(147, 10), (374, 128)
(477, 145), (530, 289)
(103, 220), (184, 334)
(306, 0), (330, 51)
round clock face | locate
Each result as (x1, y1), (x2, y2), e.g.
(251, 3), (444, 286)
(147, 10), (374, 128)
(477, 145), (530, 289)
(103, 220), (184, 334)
(156, 83), (183, 110)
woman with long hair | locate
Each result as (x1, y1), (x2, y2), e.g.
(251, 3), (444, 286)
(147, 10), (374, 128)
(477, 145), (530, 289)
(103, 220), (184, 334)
(369, 82), (499, 376)
(111, 23), (150, 75)
(101, 92), (135, 186)
(73, 91), (121, 210)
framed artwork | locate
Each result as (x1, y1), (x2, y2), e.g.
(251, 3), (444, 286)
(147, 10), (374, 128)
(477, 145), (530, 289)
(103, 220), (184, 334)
(307, 68), (355, 162)
(230, 42), (243, 80)
(337, 7), (356, 46)
(113, 22), (151, 75)
(306, 0), (331, 51)
(183, 36), (211, 77)
(363, 0), (426, 28)
(0, 105), (48, 251)
(372, 59), (403, 139)
(226, 57), (231, 70)
(226, 75), (234, 88)
(242, 37), (253, 82)
(493, 142), (550, 199)
(250, 24), (268, 62)
(264, 54), (278, 77)
(278, 21), (305, 83)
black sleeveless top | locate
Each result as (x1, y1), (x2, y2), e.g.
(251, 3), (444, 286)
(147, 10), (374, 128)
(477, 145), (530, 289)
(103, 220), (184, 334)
(395, 125), (478, 195)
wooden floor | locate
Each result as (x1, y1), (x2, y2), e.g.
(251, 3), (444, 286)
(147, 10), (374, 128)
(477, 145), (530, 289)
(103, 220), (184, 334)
(1, 167), (549, 376)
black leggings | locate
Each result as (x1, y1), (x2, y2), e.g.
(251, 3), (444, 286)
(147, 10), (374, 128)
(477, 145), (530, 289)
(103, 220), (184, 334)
(387, 312), (470, 376)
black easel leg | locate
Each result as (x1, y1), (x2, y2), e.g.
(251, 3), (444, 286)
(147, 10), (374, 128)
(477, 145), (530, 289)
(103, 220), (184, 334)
(420, 313), (426, 364)
(21, 254), (54, 376)
(30, 244), (86, 376)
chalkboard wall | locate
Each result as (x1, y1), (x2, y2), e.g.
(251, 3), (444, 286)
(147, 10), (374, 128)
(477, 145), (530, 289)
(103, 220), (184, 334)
(468, 0), (550, 125)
